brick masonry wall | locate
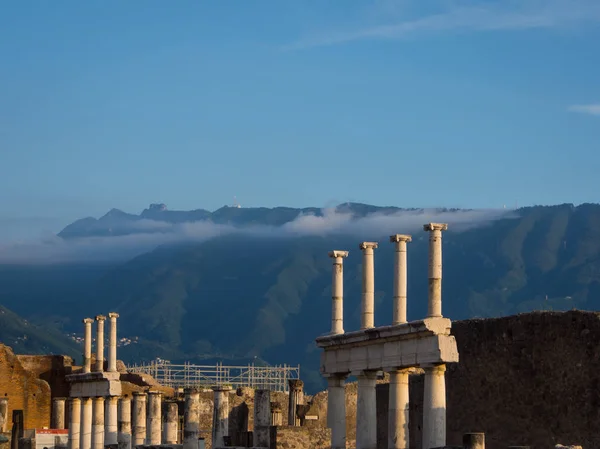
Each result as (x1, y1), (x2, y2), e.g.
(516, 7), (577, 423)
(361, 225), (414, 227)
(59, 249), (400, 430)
(0, 345), (51, 430)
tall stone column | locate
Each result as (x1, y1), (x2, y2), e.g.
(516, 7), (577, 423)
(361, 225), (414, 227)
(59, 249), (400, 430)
(390, 235), (412, 325)
(422, 365), (447, 449)
(162, 401), (179, 444)
(327, 375), (347, 449)
(91, 397), (105, 449)
(388, 369), (410, 449)
(52, 397), (67, 429)
(95, 315), (106, 372)
(287, 379), (304, 426)
(423, 223), (448, 318)
(118, 397), (132, 449)
(146, 391), (162, 445)
(0, 397), (7, 433)
(68, 398), (81, 449)
(253, 389), (271, 448)
(80, 397), (93, 449)
(183, 388), (200, 449)
(328, 250), (349, 335)
(108, 312), (119, 373)
(82, 318), (93, 373)
(132, 392), (147, 447)
(359, 242), (378, 329)
(105, 396), (118, 445)
(356, 371), (377, 449)
(212, 386), (231, 448)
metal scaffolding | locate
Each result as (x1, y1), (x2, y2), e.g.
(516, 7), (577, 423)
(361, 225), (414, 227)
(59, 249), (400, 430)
(126, 360), (300, 392)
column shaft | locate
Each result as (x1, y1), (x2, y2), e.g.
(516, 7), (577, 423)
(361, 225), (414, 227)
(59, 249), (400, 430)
(68, 398), (81, 449)
(0, 398), (7, 433)
(390, 235), (411, 325)
(360, 242), (377, 329)
(118, 397), (132, 449)
(328, 250), (349, 335)
(163, 401), (179, 444)
(287, 379), (304, 426)
(253, 389), (271, 448)
(83, 319), (93, 374)
(183, 388), (200, 449)
(52, 398), (66, 429)
(108, 313), (119, 372)
(212, 387), (231, 448)
(422, 365), (447, 449)
(79, 398), (92, 449)
(356, 371), (377, 449)
(95, 315), (106, 372)
(105, 396), (118, 445)
(146, 392), (162, 445)
(423, 223), (447, 318)
(327, 376), (347, 449)
(91, 397), (105, 449)
(132, 393), (147, 447)
(388, 370), (410, 449)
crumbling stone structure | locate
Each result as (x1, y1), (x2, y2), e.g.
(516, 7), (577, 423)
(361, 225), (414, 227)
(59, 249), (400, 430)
(316, 224), (459, 449)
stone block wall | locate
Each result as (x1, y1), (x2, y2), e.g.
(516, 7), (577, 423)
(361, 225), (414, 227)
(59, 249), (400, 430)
(16, 355), (74, 399)
(269, 425), (331, 449)
(0, 345), (51, 430)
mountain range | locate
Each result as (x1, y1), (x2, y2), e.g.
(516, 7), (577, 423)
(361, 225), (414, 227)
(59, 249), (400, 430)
(1, 202), (600, 392)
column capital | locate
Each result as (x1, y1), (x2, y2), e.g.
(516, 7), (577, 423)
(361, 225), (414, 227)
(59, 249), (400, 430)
(132, 391), (147, 397)
(424, 364), (447, 374)
(328, 250), (349, 258)
(390, 234), (412, 243)
(53, 397), (67, 401)
(288, 379), (304, 390)
(423, 222), (448, 232)
(183, 387), (200, 395)
(147, 390), (162, 396)
(83, 318), (94, 324)
(95, 315), (106, 322)
(211, 385), (232, 392)
(108, 312), (119, 319)
(359, 241), (378, 250)
(352, 370), (379, 379)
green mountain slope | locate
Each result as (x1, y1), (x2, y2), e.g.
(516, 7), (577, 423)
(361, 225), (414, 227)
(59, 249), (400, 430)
(2, 203), (600, 391)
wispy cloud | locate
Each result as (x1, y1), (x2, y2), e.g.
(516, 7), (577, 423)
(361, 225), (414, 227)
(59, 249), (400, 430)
(286, 0), (600, 49)
(567, 104), (600, 116)
(0, 208), (513, 264)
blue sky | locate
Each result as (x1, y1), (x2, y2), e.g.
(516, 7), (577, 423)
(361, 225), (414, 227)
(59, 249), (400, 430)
(1, 0), (600, 239)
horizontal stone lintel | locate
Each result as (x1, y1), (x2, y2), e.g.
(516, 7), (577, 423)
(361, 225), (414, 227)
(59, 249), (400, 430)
(319, 334), (459, 375)
(315, 317), (453, 349)
(69, 378), (122, 398)
(66, 371), (120, 383)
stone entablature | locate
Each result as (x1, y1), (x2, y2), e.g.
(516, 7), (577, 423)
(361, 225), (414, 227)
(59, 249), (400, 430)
(316, 318), (459, 374)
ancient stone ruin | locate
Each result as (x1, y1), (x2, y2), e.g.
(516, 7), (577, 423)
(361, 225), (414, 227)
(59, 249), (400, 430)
(316, 223), (459, 449)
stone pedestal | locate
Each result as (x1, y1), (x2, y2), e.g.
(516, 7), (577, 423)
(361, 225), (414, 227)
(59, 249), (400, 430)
(132, 392), (147, 447)
(287, 379), (304, 426)
(105, 396), (118, 445)
(95, 316), (106, 372)
(91, 397), (105, 449)
(162, 401), (178, 444)
(356, 371), (377, 449)
(212, 386), (231, 448)
(80, 397), (93, 449)
(422, 365), (446, 449)
(328, 250), (349, 335)
(107, 313), (119, 373)
(117, 397), (132, 449)
(463, 433), (485, 449)
(327, 376), (347, 449)
(390, 235), (411, 325)
(183, 388), (200, 449)
(389, 370), (410, 449)
(52, 397), (67, 429)
(359, 242), (378, 329)
(68, 398), (81, 449)
(146, 391), (162, 445)
(253, 389), (271, 448)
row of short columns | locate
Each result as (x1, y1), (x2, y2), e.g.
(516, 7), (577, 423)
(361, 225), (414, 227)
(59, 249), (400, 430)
(82, 313), (120, 374)
(326, 223), (449, 449)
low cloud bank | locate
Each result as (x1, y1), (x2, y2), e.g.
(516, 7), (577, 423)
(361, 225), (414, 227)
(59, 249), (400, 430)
(0, 208), (514, 264)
